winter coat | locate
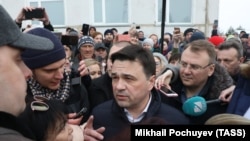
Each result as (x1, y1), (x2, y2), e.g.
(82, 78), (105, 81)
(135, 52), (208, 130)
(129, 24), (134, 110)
(92, 88), (190, 140)
(0, 112), (34, 141)
(227, 63), (250, 115)
(161, 63), (234, 124)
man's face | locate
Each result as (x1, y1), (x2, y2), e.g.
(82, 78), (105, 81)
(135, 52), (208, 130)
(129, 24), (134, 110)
(111, 60), (154, 111)
(105, 33), (114, 41)
(180, 47), (214, 94)
(0, 46), (32, 116)
(185, 32), (193, 42)
(217, 48), (243, 76)
(33, 59), (65, 90)
(79, 44), (94, 59)
(94, 48), (107, 59)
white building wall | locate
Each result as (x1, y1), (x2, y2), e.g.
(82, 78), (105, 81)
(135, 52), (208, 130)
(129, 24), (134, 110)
(1, 0), (219, 37)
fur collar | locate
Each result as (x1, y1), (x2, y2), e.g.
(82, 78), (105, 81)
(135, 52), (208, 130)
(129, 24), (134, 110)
(240, 63), (250, 79)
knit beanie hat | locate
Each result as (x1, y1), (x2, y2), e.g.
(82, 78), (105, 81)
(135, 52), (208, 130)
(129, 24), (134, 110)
(104, 29), (114, 36)
(142, 38), (154, 48)
(153, 52), (168, 65)
(77, 36), (95, 49)
(184, 28), (194, 36)
(21, 28), (66, 69)
(208, 36), (224, 47)
(189, 31), (205, 42)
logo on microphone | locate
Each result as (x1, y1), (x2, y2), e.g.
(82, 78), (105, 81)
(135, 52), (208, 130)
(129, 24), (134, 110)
(182, 96), (207, 116)
(194, 101), (203, 113)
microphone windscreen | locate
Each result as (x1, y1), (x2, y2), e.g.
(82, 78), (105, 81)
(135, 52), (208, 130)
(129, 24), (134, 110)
(182, 96), (207, 116)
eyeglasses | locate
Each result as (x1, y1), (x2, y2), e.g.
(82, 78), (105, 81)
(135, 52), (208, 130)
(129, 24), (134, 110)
(180, 61), (212, 71)
(31, 95), (49, 111)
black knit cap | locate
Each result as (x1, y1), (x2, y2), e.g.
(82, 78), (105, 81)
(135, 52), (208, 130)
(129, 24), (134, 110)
(184, 28), (194, 36)
(21, 28), (66, 69)
(104, 29), (114, 36)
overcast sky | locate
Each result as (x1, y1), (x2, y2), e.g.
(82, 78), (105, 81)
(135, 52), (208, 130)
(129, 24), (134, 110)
(219, 0), (250, 33)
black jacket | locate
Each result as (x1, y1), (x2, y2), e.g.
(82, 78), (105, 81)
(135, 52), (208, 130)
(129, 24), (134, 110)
(0, 112), (34, 140)
(88, 72), (113, 110)
(92, 88), (190, 140)
(25, 75), (91, 123)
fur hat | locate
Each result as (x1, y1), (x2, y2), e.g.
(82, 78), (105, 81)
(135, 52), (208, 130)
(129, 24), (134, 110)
(142, 38), (154, 48)
(21, 28), (66, 69)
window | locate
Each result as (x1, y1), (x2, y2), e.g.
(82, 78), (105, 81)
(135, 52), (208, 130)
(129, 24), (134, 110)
(93, 0), (129, 24)
(158, 0), (192, 24)
(29, 0), (65, 25)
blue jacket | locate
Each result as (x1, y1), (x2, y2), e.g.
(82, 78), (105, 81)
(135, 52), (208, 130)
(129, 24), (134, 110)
(227, 74), (250, 115)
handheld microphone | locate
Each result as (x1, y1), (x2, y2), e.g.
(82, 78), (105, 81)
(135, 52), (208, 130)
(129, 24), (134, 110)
(182, 96), (221, 116)
(206, 98), (221, 104)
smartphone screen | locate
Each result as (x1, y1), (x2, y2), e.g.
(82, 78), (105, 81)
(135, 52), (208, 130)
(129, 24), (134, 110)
(159, 86), (178, 97)
(81, 23), (90, 36)
(25, 8), (44, 19)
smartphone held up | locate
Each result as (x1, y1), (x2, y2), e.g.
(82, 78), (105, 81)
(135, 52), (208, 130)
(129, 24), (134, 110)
(159, 86), (178, 97)
(25, 8), (45, 19)
(173, 27), (181, 34)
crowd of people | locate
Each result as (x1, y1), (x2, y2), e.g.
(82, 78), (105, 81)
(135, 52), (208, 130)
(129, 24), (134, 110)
(1, 5), (250, 141)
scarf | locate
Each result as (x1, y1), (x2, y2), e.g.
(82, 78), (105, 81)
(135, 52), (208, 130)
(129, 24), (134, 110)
(27, 71), (71, 102)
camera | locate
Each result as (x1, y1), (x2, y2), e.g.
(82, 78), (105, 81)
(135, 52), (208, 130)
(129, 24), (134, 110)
(25, 8), (45, 19)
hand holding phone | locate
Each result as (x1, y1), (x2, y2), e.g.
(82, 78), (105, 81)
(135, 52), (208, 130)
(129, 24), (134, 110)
(73, 107), (87, 119)
(159, 85), (178, 97)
